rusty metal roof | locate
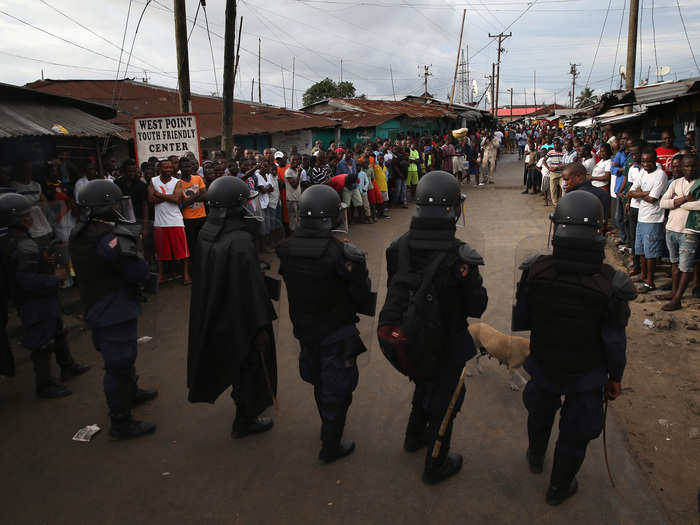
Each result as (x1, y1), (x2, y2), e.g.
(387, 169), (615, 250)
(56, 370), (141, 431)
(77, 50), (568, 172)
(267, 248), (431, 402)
(633, 77), (700, 105)
(0, 83), (126, 139)
(330, 111), (398, 129)
(25, 79), (338, 138)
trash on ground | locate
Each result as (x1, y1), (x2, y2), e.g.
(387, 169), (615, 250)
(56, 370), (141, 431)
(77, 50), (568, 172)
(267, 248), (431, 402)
(137, 336), (153, 344)
(72, 424), (101, 442)
(643, 319), (655, 328)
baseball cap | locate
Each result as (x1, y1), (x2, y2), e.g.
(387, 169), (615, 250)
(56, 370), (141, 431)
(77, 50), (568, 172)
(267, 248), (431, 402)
(274, 151), (284, 159)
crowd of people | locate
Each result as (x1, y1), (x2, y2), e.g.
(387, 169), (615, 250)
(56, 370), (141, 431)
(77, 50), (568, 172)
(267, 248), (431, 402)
(516, 124), (698, 311)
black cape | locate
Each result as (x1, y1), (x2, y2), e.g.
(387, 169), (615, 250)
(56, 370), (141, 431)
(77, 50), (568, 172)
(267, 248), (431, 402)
(187, 217), (277, 406)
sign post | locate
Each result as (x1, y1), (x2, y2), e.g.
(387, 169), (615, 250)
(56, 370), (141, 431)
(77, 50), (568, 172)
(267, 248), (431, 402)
(132, 113), (201, 166)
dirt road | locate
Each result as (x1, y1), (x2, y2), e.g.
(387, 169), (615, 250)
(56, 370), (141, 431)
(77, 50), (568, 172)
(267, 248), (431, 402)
(0, 155), (672, 524)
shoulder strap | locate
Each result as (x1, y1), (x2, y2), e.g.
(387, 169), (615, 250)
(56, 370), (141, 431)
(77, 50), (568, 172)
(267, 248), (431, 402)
(416, 249), (448, 296)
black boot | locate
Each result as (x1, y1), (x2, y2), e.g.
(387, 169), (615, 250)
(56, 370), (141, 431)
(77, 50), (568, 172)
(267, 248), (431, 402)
(130, 373), (158, 405)
(110, 414), (157, 440)
(404, 404), (429, 452)
(231, 415), (274, 438)
(319, 440), (355, 464)
(53, 334), (91, 381)
(32, 348), (71, 399)
(546, 445), (585, 506)
(527, 413), (553, 473)
(422, 419), (462, 485)
(526, 448), (544, 474)
(319, 414), (354, 464)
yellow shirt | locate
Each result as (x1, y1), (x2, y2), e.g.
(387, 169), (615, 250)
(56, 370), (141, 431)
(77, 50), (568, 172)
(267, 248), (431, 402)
(373, 164), (388, 192)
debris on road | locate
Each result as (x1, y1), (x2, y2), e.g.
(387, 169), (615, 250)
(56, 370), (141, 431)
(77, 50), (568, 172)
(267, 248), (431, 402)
(137, 336), (153, 344)
(72, 424), (101, 442)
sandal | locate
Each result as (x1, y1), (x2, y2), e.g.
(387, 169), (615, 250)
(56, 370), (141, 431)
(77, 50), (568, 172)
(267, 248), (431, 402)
(656, 293), (675, 301)
(636, 283), (656, 294)
(661, 302), (682, 312)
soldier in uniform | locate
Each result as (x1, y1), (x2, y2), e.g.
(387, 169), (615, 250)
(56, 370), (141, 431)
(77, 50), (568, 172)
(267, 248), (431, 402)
(71, 180), (157, 439)
(385, 170), (488, 484)
(513, 191), (636, 505)
(187, 176), (278, 438)
(0, 193), (89, 397)
(276, 185), (375, 464)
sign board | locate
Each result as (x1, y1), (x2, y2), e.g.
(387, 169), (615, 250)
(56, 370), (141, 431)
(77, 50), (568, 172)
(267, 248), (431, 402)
(132, 113), (201, 166)
(271, 129), (313, 155)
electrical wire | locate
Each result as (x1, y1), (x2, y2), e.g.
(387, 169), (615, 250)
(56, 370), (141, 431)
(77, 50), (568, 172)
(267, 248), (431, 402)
(675, 0), (700, 74)
(112, 0), (132, 107)
(610, 0), (627, 91)
(201, 2), (219, 97)
(585, 0), (613, 88)
(187, 0), (201, 42)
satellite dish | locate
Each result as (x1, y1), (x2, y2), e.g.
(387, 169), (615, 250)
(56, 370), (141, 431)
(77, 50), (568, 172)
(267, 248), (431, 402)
(656, 65), (671, 78)
(472, 80), (479, 98)
(486, 91), (492, 104)
(619, 65), (626, 75)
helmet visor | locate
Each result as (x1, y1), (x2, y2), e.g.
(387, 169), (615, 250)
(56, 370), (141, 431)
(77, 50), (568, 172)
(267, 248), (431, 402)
(455, 194), (467, 229)
(114, 196), (136, 224)
(331, 202), (349, 234)
(242, 194), (264, 222)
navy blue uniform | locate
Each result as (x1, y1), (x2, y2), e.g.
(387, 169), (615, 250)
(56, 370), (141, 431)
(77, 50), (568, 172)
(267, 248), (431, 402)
(386, 230), (487, 468)
(513, 254), (635, 489)
(71, 222), (150, 418)
(277, 233), (372, 451)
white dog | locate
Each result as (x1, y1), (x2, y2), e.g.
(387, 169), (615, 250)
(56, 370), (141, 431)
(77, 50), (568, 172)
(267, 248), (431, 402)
(467, 322), (530, 391)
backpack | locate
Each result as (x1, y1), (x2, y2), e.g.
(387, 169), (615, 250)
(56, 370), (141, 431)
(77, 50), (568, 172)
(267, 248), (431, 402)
(377, 236), (447, 379)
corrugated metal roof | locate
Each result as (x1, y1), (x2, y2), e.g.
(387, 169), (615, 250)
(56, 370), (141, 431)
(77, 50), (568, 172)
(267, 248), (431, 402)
(330, 111), (398, 129)
(25, 79), (338, 138)
(495, 106), (542, 117)
(633, 77), (700, 105)
(304, 98), (458, 119)
(0, 101), (127, 139)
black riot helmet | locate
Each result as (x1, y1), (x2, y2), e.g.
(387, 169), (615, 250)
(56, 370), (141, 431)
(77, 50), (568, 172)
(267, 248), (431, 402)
(299, 184), (342, 232)
(76, 179), (135, 223)
(550, 190), (605, 273)
(207, 175), (261, 220)
(0, 192), (32, 227)
(414, 170), (465, 224)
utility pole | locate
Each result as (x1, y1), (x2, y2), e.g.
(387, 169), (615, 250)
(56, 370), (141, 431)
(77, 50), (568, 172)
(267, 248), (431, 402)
(423, 65), (433, 97)
(291, 57), (295, 110)
(457, 49), (468, 105)
(390, 64), (396, 101)
(340, 59), (343, 82)
(281, 65), (287, 108)
(173, 0), (192, 113)
(625, 0), (640, 113)
(509, 88), (513, 122)
(258, 38), (262, 103)
(533, 70), (537, 108)
(466, 46), (471, 104)
(232, 16), (243, 93)
(251, 78), (254, 103)
(221, 0), (236, 157)
(449, 9), (467, 107)
(488, 31), (511, 116)
(491, 63), (496, 115)
(569, 63), (580, 108)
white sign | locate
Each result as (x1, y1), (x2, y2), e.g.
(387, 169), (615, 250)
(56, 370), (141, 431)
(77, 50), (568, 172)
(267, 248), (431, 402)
(133, 113), (201, 165)
(271, 129), (313, 155)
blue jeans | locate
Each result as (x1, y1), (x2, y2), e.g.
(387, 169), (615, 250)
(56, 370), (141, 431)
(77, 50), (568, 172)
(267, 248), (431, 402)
(613, 197), (626, 243)
(394, 178), (407, 204)
(666, 230), (698, 273)
(635, 222), (665, 258)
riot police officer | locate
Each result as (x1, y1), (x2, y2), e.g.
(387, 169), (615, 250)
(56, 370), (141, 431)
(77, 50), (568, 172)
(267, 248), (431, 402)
(276, 184), (375, 464)
(187, 176), (278, 438)
(384, 171), (488, 484)
(513, 191), (636, 505)
(0, 192), (90, 397)
(71, 180), (157, 439)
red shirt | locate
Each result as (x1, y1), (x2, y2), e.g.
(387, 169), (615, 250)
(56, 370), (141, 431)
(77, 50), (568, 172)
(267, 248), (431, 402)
(329, 174), (348, 193)
(656, 146), (679, 175)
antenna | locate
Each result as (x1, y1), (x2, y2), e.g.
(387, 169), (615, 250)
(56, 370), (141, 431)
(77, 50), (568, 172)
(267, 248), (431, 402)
(655, 65), (671, 82)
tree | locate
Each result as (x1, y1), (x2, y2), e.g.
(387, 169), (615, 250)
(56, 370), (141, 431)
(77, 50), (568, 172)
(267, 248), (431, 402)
(575, 87), (599, 108)
(302, 78), (360, 107)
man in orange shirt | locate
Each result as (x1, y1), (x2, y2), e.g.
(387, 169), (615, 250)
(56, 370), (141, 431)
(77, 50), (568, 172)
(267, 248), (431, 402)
(179, 156), (207, 281)
(274, 151), (290, 235)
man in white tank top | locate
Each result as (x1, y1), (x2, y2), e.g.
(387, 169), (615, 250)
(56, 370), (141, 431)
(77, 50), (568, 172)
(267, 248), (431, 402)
(147, 160), (190, 284)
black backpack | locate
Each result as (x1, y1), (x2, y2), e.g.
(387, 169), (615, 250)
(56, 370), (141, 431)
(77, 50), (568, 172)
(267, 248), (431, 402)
(378, 236), (447, 379)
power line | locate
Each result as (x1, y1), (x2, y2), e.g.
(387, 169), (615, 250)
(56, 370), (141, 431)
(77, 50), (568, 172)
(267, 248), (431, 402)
(585, 0), (613, 88)
(610, 0), (627, 91)
(201, 1), (219, 96)
(674, 0), (700, 74)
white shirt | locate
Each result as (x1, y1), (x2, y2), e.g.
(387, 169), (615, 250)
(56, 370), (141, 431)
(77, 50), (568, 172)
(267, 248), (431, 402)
(151, 176), (184, 227)
(285, 167), (302, 202)
(582, 158), (596, 176)
(627, 165), (642, 209)
(591, 159), (611, 188)
(494, 131), (504, 144)
(630, 166), (668, 223)
(255, 171), (280, 209)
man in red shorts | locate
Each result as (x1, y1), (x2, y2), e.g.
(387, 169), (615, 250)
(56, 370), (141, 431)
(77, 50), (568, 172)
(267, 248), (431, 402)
(147, 160), (189, 284)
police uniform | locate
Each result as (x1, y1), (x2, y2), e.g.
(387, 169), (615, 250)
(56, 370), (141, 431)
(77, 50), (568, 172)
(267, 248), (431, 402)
(0, 197), (87, 396)
(512, 190), (636, 505)
(276, 184), (374, 463)
(386, 219), (487, 484)
(70, 180), (156, 439)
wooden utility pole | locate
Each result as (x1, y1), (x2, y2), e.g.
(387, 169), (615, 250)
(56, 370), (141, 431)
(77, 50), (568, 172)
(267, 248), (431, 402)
(533, 70), (537, 107)
(251, 78), (254, 102)
(173, 0), (192, 113)
(423, 65), (433, 97)
(258, 38), (262, 103)
(509, 88), (513, 122)
(569, 63), (580, 108)
(489, 31), (511, 117)
(232, 16), (243, 94)
(624, 0), (640, 113)
(390, 64), (396, 101)
(340, 59), (343, 82)
(491, 63), (496, 115)
(221, 0), (236, 157)
(281, 65), (287, 108)
(449, 9), (467, 107)
(291, 57), (295, 110)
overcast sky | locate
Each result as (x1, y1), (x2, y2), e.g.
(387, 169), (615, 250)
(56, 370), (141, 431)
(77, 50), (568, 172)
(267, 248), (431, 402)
(2, 0), (699, 110)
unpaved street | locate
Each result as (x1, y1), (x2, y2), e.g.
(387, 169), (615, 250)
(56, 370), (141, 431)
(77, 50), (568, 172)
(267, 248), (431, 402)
(1, 155), (671, 524)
